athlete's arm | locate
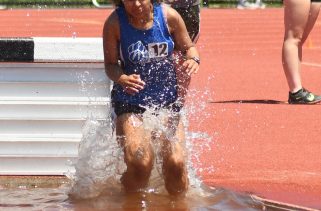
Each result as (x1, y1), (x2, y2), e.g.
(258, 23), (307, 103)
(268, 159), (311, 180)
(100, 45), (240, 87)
(165, 6), (200, 75)
(103, 11), (145, 95)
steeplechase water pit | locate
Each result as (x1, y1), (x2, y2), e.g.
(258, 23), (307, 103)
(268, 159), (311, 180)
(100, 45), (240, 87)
(0, 35), (319, 210)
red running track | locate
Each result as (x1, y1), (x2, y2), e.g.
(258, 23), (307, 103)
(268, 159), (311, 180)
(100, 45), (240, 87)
(1, 8), (321, 210)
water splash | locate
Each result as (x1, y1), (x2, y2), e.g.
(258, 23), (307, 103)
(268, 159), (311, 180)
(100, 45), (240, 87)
(72, 31), (77, 39)
(70, 103), (215, 199)
(0, 68), (264, 209)
(69, 67), (218, 199)
(69, 116), (125, 199)
(77, 70), (90, 92)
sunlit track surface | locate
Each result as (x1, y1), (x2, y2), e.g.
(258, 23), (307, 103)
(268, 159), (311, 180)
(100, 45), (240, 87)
(1, 8), (321, 209)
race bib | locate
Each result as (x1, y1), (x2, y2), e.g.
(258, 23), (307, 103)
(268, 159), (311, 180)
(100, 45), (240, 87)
(148, 42), (168, 58)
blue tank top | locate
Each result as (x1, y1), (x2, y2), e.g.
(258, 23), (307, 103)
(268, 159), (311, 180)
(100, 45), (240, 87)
(112, 4), (177, 107)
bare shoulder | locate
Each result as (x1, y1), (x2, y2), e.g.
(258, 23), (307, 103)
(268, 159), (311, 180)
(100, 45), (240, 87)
(162, 4), (180, 25)
(162, 4), (182, 33)
(103, 10), (120, 35)
(104, 10), (119, 28)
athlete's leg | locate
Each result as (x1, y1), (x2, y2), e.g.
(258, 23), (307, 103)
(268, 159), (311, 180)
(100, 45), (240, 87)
(117, 113), (154, 192)
(282, 0), (320, 93)
(160, 115), (188, 196)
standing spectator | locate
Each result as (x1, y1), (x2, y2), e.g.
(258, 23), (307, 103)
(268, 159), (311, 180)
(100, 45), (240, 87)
(282, 0), (321, 104)
(163, 0), (201, 105)
(163, 0), (200, 42)
(237, 0), (266, 9)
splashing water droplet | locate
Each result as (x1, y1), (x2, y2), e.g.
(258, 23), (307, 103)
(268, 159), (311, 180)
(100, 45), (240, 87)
(72, 32), (77, 39)
(70, 73), (217, 199)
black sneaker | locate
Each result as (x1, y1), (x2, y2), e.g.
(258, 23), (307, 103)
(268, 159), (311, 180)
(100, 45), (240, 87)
(288, 88), (321, 104)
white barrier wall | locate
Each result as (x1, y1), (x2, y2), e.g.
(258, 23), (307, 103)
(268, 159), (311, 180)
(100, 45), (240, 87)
(34, 38), (104, 62)
(0, 37), (104, 62)
(0, 38), (111, 175)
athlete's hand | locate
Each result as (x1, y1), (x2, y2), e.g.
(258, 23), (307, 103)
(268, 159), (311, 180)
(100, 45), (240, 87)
(117, 74), (145, 95)
(182, 58), (200, 75)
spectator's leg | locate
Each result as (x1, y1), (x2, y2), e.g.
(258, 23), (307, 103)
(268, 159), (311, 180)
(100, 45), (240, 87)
(174, 6), (200, 106)
(282, 0), (316, 93)
(300, 3), (321, 57)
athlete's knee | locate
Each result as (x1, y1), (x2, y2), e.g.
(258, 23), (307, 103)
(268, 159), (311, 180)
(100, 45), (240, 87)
(163, 153), (186, 175)
(163, 156), (188, 195)
(124, 145), (154, 174)
(166, 156), (185, 170)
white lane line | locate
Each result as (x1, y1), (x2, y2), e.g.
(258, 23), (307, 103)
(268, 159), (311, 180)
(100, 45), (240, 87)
(302, 62), (321, 68)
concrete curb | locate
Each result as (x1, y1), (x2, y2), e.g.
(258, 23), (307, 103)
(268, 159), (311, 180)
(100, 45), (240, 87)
(251, 195), (319, 211)
(0, 37), (103, 62)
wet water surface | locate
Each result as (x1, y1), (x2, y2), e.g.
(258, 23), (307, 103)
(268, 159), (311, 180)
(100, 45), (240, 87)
(0, 180), (265, 210)
(0, 109), (266, 211)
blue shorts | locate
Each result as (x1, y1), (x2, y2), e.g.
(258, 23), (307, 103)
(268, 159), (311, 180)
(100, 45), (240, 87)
(113, 101), (182, 117)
